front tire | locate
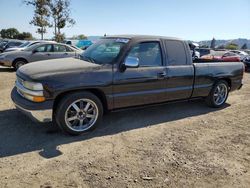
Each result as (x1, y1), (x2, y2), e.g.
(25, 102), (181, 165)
(206, 80), (229, 108)
(55, 92), (103, 135)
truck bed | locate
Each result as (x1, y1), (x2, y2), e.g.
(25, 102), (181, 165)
(191, 61), (244, 98)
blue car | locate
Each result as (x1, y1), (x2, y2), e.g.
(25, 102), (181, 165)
(64, 40), (93, 50)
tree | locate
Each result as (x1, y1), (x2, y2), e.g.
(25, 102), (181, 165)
(241, 43), (248, 50)
(0, 28), (33, 40)
(50, 0), (75, 40)
(25, 0), (51, 40)
(210, 38), (216, 49)
(54, 33), (65, 42)
(77, 34), (87, 40)
(225, 43), (238, 50)
(15, 32), (33, 40)
(0, 28), (19, 39)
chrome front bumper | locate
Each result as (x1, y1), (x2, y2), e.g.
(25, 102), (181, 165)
(11, 88), (53, 123)
(15, 103), (53, 123)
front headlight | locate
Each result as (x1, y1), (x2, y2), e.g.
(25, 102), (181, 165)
(23, 81), (43, 91)
(16, 79), (45, 102)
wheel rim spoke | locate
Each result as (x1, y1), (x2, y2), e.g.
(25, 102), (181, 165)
(67, 116), (78, 122)
(72, 103), (80, 112)
(84, 102), (91, 111)
(79, 119), (84, 126)
(86, 114), (95, 118)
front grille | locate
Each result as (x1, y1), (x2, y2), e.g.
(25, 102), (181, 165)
(16, 76), (25, 98)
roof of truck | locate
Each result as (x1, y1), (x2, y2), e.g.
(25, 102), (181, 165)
(104, 35), (182, 41)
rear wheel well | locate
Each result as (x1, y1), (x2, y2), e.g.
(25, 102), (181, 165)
(12, 58), (28, 67)
(53, 89), (108, 113)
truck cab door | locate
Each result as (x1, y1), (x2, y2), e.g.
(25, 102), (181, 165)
(164, 40), (194, 101)
(113, 41), (168, 109)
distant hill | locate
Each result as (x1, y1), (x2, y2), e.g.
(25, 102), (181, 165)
(198, 38), (250, 49)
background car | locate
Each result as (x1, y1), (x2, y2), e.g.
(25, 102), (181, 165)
(0, 42), (83, 70)
(3, 41), (53, 52)
(191, 49), (200, 60)
(229, 50), (249, 61)
(244, 50), (250, 55)
(69, 45), (83, 51)
(64, 39), (93, 50)
(0, 40), (8, 51)
(216, 52), (241, 62)
(0, 40), (25, 53)
(242, 56), (250, 71)
(197, 48), (211, 57)
(188, 42), (200, 60)
(200, 52), (241, 62)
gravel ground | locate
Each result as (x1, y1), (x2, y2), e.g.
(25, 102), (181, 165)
(0, 66), (249, 188)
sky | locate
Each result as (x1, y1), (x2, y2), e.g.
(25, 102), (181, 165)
(0, 0), (250, 41)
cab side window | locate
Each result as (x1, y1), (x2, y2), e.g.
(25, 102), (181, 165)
(127, 42), (162, 67)
(165, 40), (187, 65)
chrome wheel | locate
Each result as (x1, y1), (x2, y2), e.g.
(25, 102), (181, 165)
(213, 83), (228, 106)
(64, 99), (99, 132)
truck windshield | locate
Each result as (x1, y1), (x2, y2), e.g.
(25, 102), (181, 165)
(80, 38), (129, 64)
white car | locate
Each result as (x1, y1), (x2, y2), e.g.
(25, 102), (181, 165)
(190, 49), (200, 60)
(229, 50), (249, 61)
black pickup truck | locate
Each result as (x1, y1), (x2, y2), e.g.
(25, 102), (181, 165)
(11, 35), (244, 135)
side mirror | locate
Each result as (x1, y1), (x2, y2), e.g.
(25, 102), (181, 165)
(124, 56), (139, 68)
(32, 49), (38, 54)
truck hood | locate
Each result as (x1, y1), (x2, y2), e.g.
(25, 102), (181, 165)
(18, 57), (101, 80)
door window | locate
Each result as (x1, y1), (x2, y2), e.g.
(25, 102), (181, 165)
(35, 44), (53, 52)
(54, 44), (67, 52)
(66, 46), (74, 52)
(127, 42), (162, 67)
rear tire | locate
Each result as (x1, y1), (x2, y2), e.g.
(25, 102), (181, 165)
(205, 80), (229, 108)
(55, 91), (103, 135)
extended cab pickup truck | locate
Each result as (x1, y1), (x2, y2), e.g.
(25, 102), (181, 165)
(11, 35), (244, 135)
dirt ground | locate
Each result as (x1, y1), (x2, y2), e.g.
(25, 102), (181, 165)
(0, 66), (249, 188)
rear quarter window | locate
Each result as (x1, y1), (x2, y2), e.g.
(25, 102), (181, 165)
(165, 40), (187, 65)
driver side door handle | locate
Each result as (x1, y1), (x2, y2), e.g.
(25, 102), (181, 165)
(157, 72), (167, 79)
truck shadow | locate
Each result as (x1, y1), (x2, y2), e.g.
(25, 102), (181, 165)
(0, 100), (230, 159)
